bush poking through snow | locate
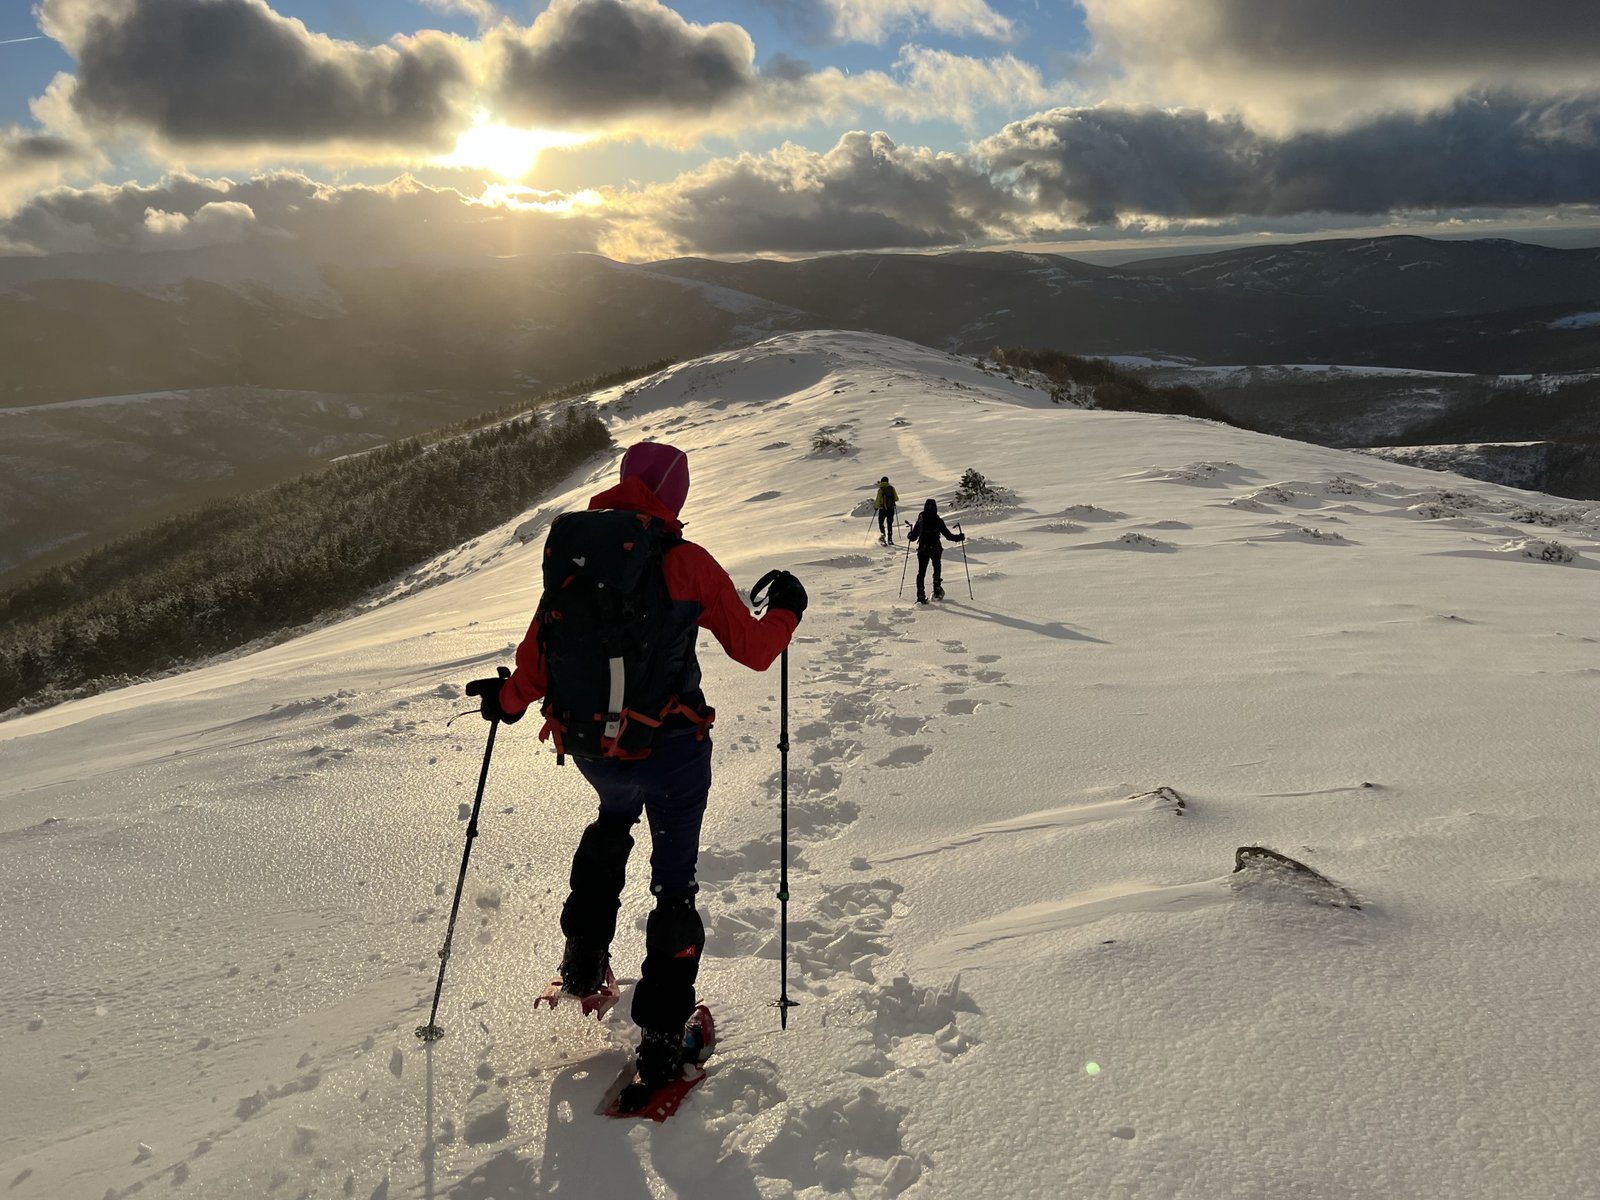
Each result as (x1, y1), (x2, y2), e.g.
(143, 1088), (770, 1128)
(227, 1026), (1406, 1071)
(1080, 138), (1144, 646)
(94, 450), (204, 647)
(1503, 538), (1578, 564)
(954, 468), (1016, 510)
(1115, 532), (1175, 550)
(810, 427), (856, 455)
(1295, 527), (1349, 543)
(956, 468), (993, 505)
(1409, 502), (1462, 520)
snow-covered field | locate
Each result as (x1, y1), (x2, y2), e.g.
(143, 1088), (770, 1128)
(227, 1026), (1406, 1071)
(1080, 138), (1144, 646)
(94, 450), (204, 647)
(3, 330), (1599, 1199)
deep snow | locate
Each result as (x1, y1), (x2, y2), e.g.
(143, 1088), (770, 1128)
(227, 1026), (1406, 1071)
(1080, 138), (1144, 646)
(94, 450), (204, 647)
(3, 330), (1599, 1199)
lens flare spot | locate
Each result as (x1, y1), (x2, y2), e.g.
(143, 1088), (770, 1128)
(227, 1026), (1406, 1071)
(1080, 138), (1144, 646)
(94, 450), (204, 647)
(1085, 1062), (1101, 1076)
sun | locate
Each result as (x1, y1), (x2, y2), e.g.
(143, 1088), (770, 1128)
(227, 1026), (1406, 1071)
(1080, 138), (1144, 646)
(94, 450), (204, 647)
(438, 113), (589, 181)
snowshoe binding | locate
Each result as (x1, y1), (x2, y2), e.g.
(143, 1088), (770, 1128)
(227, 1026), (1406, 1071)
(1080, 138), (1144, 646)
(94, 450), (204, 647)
(603, 1005), (715, 1121)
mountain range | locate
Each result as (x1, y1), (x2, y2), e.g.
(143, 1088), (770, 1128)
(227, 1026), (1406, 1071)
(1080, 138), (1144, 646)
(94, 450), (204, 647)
(5, 236), (1600, 410)
(5, 234), (1599, 583)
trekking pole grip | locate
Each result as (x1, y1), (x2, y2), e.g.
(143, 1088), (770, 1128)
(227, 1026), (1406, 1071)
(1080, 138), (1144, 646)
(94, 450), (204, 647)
(749, 570), (780, 608)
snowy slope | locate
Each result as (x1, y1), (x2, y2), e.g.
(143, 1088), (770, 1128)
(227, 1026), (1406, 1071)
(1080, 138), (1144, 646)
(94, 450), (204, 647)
(3, 331), (1600, 1200)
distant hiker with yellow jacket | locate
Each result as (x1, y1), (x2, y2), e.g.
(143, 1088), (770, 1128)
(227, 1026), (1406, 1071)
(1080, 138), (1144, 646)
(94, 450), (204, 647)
(873, 476), (899, 545)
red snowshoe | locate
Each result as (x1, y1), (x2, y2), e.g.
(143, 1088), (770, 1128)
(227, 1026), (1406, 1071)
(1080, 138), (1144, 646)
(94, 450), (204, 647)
(601, 1004), (716, 1122)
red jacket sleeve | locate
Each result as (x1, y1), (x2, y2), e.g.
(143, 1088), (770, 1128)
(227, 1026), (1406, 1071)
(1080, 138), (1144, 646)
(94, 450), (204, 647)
(666, 541), (796, 671)
(498, 614), (548, 718)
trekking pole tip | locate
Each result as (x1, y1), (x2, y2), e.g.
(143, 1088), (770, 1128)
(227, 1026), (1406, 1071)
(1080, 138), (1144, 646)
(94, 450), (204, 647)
(415, 1023), (445, 1042)
(769, 997), (800, 1029)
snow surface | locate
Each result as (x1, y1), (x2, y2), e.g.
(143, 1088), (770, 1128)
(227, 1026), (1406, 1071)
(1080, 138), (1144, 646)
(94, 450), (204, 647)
(4, 330), (1600, 1199)
(1548, 311), (1600, 330)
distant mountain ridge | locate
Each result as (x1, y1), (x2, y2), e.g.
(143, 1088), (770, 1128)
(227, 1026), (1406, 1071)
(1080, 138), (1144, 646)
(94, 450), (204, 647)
(4, 236), (1600, 409)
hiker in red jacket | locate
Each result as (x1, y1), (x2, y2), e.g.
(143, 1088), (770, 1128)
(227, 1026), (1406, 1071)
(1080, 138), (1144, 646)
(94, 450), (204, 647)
(467, 441), (805, 1109)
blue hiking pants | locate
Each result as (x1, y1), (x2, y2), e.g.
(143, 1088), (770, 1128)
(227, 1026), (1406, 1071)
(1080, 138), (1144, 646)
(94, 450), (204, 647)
(563, 732), (712, 1031)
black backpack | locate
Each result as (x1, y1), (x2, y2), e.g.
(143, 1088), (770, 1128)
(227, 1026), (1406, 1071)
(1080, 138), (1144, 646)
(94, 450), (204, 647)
(534, 509), (710, 763)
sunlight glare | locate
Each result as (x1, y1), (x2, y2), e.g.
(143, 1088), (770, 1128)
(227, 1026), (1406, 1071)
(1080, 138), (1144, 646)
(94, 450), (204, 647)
(439, 114), (589, 181)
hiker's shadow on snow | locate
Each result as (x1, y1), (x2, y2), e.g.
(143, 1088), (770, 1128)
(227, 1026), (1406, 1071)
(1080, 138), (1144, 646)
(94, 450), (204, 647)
(530, 1059), (763, 1199)
(935, 601), (1108, 643)
(537, 1059), (656, 1199)
(649, 1100), (764, 1198)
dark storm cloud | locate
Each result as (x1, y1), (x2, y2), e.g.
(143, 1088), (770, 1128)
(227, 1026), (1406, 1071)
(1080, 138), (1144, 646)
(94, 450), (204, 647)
(1, 128), (84, 167)
(1111, 0), (1600, 73)
(978, 94), (1600, 224)
(42, 0), (472, 149)
(0, 173), (608, 257)
(650, 130), (1023, 253)
(0, 126), (91, 210)
(487, 0), (757, 127)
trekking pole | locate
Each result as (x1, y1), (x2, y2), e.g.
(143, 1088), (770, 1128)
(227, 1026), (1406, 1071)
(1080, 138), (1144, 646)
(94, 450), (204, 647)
(749, 572), (800, 1030)
(897, 525), (912, 597)
(416, 666), (508, 1042)
(957, 522), (974, 599)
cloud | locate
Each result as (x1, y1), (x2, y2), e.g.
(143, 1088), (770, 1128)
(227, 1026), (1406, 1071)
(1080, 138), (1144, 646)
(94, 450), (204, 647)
(19, 0), (1055, 175)
(614, 129), (1023, 255)
(38, 0), (474, 152)
(481, 0), (1054, 142)
(487, 0), (758, 129)
(0, 125), (92, 213)
(1079, 0), (1600, 129)
(978, 94), (1600, 225)
(9, 89), (1597, 262)
(0, 172), (608, 257)
(755, 0), (1011, 44)
(139, 200), (261, 249)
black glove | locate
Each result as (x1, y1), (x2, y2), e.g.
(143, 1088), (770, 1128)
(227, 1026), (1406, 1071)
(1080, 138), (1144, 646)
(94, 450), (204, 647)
(465, 672), (522, 724)
(763, 570), (808, 622)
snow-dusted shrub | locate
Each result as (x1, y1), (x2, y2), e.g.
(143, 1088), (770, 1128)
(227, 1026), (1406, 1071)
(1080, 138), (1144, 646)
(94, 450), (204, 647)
(1506, 506), (1582, 528)
(1115, 532), (1174, 550)
(810, 427), (856, 455)
(1504, 538), (1578, 563)
(1409, 502), (1462, 520)
(1321, 475), (1372, 497)
(1248, 485), (1300, 505)
(953, 468), (1016, 510)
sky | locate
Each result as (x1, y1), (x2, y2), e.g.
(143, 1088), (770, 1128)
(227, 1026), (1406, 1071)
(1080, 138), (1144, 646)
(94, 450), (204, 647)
(1, 0), (1598, 262)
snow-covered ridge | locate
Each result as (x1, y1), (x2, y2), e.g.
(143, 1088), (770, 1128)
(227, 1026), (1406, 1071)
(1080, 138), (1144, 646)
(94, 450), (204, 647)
(3, 330), (1598, 1199)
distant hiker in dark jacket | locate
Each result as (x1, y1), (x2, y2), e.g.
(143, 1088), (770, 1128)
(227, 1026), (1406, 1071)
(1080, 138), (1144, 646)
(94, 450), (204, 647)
(873, 476), (899, 545)
(907, 498), (964, 604)
(467, 442), (805, 1110)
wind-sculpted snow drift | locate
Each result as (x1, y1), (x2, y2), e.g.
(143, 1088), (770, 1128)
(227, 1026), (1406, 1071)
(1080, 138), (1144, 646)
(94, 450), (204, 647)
(2, 330), (1598, 1198)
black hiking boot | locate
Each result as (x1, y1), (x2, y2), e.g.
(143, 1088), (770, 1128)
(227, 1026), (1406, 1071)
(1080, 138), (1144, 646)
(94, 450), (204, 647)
(558, 938), (609, 998)
(933, 585), (945, 600)
(616, 1027), (686, 1112)
(916, 595), (929, 605)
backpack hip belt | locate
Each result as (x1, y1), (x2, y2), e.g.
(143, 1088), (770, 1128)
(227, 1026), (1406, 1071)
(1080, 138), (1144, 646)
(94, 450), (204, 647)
(539, 696), (715, 765)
